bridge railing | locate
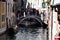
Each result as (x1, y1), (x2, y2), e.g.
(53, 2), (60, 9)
(16, 8), (41, 18)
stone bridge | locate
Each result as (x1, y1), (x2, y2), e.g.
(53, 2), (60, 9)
(16, 15), (47, 29)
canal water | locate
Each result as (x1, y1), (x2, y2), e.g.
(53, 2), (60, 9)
(0, 27), (47, 40)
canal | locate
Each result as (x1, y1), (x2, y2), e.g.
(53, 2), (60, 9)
(0, 27), (47, 40)
(0, 19), (48, 40)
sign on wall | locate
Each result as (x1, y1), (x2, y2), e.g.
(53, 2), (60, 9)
(42, 1), (46, 8)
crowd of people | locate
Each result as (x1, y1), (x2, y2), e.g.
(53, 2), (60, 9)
(16, 7), (40, 18)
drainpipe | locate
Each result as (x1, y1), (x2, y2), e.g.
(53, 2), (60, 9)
(6, 0), (8, 28)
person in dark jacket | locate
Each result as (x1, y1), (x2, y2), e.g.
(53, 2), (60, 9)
(6, 27), (15, 39)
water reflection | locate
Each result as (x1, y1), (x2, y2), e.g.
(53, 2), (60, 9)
(15, 27), (47, 40)
(0, 26), (47, 40)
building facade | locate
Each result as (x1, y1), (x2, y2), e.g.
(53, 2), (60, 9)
(50, 0), (60, 40)
(0, 0), (6, 33)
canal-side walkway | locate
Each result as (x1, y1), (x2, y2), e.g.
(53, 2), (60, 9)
(0, 27), (6, 35)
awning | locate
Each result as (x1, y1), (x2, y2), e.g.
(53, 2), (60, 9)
(50, 0), (60, 6)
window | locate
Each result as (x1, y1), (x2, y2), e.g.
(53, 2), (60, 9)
(43, 10), (46, 18)
(0, 0), (6, 2)
(58, 11), (60, 14)
(13, 4), (16, 12)
(0, 0), (1, 1)
(13, 0), (17, 2)
(58, 15), (60, 24)
(13, 5), (14, 12)
(48, 13), (50, 19)
(2, 0), (6, 2)
(2, 15), (5, 22)
(8, 3), (9, 13)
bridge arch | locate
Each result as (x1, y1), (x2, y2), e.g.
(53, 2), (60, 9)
(18, 16), (41, 24)
(18, 16), (47, 28)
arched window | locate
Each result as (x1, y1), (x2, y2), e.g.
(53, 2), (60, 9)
(1, 0), (6, 2)
(3, 0), (6, 1)
(13, 0), (17, 2)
